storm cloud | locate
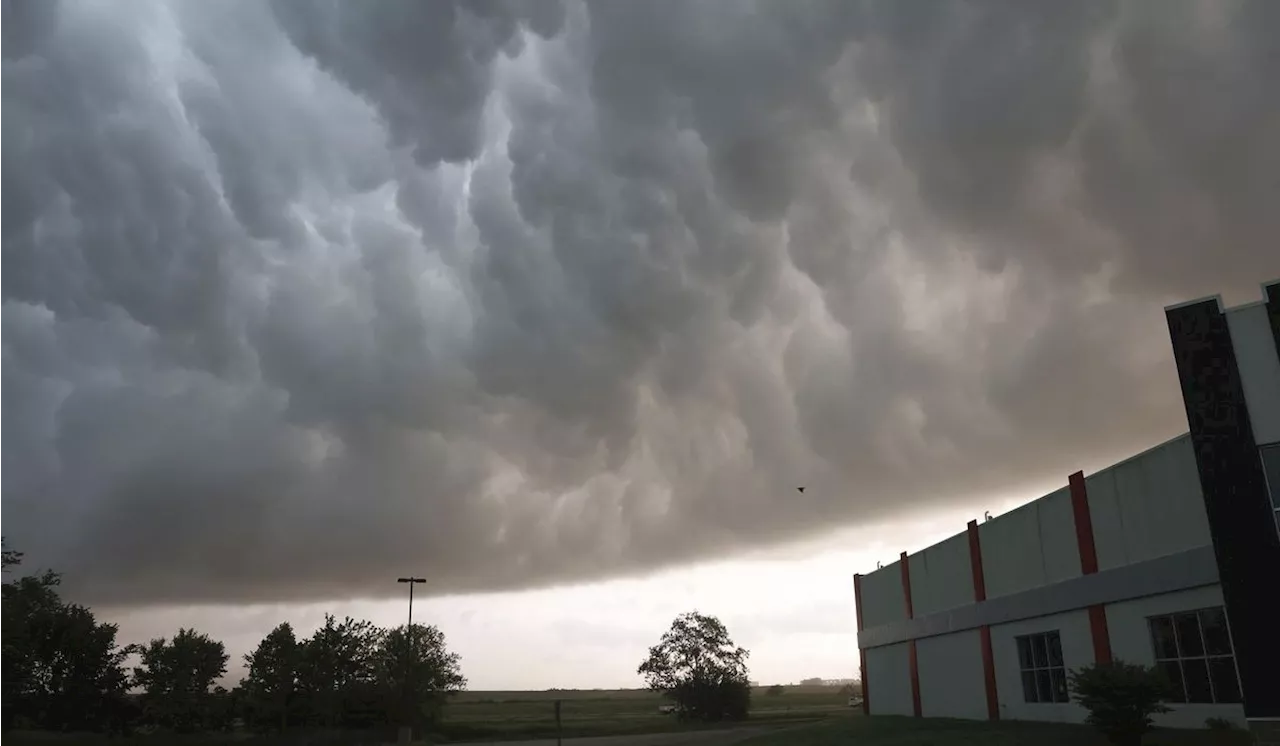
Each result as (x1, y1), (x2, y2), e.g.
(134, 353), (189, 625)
(3, 0), (1278, 606)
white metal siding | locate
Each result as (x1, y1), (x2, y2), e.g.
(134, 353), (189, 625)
(860, 561), (907, 629)
(1085, 435), (1212, 570)
(916, 630), (987, 720)
(978, 487), (1082, 600)
(1039, 487), (1084, 584)
(1105, 585), (1246, 729)
(1227, 304), (1280, 446)
(865, 642), (913, 716)
(990, 609), (1092, 723)
(908, 532), (975, 617)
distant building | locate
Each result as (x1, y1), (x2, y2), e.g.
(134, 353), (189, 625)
(854, 281), (1280, 743)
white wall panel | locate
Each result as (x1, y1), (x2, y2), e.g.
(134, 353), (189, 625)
(917, 630), (987, 720)
(1227, 303), (1280, 446)
(908, 532), (975, 617)
(860, 561), (906, 629)
(1086, 435), (1211, 570)
(865, 642), (913, 717)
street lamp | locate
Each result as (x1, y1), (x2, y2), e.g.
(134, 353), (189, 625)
(396, 577), (426, 744)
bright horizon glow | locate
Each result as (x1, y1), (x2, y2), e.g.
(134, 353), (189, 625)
(102, 477), (1067, 691)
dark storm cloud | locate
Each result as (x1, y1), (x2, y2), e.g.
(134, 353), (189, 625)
(3, 0), (1278, 606)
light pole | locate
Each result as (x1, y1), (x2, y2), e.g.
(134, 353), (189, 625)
(397, 577), (425, 743)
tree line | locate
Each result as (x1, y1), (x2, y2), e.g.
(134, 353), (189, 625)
(1, 540), (465, 737)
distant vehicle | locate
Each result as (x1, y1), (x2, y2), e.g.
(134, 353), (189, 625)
(658, 704), (678, 714)
(847, 696), (864, 708)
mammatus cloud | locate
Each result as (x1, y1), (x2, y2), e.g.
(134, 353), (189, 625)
(4, 0), (1278, 606)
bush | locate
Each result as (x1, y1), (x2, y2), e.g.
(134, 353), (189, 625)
(1068, 661), (1173, 746)
(765, 685), (786, 697)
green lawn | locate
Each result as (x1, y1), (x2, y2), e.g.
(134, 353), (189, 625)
(3, 688), (854, 745)
(437, 685), (850, 741)
(740, 714), (1253, 746)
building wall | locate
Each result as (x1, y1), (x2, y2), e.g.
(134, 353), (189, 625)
(1227, 303), (1280, 446)
(865, 642), (913, 716)
(1106, 585), (1246, 728)
(978, 486), (1082, 600)
(916, 630), (987, 720)
(1085, 434), (1213, 571)
(990, 609), (1092, 723)
(908, 532), (974, 617)
(860, 559), (907, 629)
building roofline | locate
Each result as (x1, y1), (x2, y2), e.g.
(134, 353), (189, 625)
(1164, 294), (1224, 313)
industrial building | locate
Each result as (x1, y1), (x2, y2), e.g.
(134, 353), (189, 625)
(853, 281), (1280, 741)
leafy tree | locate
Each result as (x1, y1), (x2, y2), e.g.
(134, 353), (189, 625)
(638, 611), (751, 722)
(1, 541), (133, 733)
(373, 623), (467, 733)
(23, 604), (133, 731)
(1069, 661), (1173, 746)
(133, 628), (230, 732)
(242, 622), (301, 731)
(295, 615), (385, 728)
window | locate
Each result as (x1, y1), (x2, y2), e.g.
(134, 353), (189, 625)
(1016, 631), (1069, 703)
(1148, 606), (1242, 704)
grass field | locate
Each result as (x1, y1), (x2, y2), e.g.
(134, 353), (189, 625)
(3, 687), (853, 745)
(436, 685), (853, 741)
(740, 713), (1254, 746)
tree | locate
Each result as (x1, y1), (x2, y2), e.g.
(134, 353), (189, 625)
(765, 684), (786, 697)
(373, 623), (467, 733)
(20, 603), (132, 731)
(242, 622), (300, 732)
(1069, 661), (1174, 746)
(638, 611), (751, 722)
(133, 628), (229, 732)
(2, 540), (133, 733)
(295, 615), (385, 728)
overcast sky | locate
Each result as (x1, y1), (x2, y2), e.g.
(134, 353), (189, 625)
(3, 0), (1279, 688)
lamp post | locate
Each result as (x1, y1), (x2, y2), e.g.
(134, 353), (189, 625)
(397, 577), (425, 744)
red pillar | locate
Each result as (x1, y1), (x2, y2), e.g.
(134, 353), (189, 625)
(1069, 471), (1113, 664)
(968, 519), (999, 720)
(900, 551), (922, 717)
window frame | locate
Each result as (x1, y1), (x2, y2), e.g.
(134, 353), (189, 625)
(1146, 605), (1242, 705)
(1014, 630), (1069, 704)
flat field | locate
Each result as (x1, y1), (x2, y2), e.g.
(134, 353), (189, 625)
(437, 685), (852, 741)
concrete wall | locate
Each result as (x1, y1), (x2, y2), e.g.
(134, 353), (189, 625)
(1085, 435), (1212, 571)
(860, 560), (907, 629)
(909, 532), (975, 617)
(865, 642), (913, 716)
(978, 486), (1082, 600)
(1106, 585), (1247, 728)
(916, 630), (987, 720)
(1227, 303), (1280, 447)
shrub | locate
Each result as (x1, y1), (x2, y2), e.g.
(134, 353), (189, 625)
(1068, 661), (1173, 746)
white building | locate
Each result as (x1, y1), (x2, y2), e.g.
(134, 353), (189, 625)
(854, 281), (1280, 744)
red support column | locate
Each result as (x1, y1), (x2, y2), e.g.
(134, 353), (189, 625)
(854, 573), (870, 716)
(968, 520), (999, 720)
(1070, 471), (1113, 664)
(900, 551), (922, 717)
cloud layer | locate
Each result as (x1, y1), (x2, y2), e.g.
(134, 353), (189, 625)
(4, 0), (1278, 606)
